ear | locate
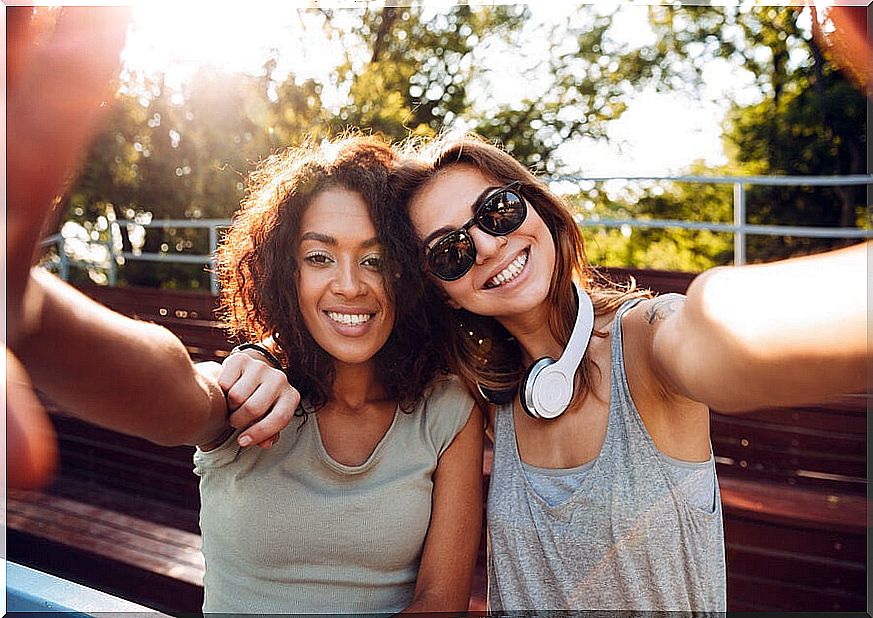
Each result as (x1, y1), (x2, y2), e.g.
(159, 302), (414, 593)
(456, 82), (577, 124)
(447, 297), (462, 310)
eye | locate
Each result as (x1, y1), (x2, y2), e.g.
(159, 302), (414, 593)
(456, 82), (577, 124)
(303, 251), (333, 266)
(361, 253), (384, 270)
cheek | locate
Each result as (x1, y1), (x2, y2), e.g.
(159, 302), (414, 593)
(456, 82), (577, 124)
(295, 273), (321, 319)
(435, 280), (463, 310)
(524, 214), (557, 258)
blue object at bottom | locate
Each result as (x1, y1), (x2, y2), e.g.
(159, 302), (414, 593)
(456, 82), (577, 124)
(5, 560), (164, 615)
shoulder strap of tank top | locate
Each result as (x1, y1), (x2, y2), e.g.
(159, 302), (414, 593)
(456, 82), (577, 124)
(609, 297), (646, 402)
(492, 402), (515, 451)
(611, 298), (645, 353)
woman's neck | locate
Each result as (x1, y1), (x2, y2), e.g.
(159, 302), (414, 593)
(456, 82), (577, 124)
(329, 361), (388, 411)
(497, 301), (565, 365)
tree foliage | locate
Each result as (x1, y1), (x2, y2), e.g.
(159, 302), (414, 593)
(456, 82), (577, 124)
(54, 4), (866, 287)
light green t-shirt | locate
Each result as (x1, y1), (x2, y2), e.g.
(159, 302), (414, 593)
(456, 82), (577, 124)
(193, 374), (474, 614)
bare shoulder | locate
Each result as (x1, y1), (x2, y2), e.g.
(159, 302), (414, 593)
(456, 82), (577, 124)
(616, 294), (688, 356)
(640, 293), (687, 326)
(621, 293), (698, 403)
(621, 294), (711, 459)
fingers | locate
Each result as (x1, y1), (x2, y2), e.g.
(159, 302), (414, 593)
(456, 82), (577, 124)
(6, 7), (131, 347)
(217, 353), (301, 448)
(238, 386), (301, 448)
(5, 346), (58, 488)
(8, 6), (131, 201)
(216, 352), (248, 397)
(218, 353), (282, 411)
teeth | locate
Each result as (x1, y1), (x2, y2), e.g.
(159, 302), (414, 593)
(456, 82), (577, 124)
(488, 251), (528, 288)
(326, 312), (372, 326)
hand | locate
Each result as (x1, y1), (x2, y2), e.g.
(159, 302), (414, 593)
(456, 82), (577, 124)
(4, 346), (59, 488)
(7, 7), (130, 345)
(217, 353), (301, 448)
(4, 7), (129, 488)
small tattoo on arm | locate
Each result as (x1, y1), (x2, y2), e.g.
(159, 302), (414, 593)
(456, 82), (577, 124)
(644, 294), (685, 324)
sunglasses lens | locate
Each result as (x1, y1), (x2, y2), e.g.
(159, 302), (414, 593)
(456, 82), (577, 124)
(478, 189), (526, 235)
(428, 232), (475, 281)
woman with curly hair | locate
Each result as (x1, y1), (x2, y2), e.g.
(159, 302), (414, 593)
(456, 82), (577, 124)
(199, 134), (483, 614)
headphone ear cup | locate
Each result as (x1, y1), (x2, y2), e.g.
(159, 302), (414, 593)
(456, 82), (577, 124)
(520, 357), (554, 420)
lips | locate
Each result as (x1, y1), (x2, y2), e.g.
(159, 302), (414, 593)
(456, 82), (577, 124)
(484, 249), (529, 289)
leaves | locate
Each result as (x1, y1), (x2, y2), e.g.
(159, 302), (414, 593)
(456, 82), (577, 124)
(56, 5), (865, 284)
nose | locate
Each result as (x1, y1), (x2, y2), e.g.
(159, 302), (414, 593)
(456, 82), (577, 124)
(332, 261), (366, 297)
(469, 226), (504, 265)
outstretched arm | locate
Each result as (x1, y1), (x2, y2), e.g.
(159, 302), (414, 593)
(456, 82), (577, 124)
(14, 269), (231, 447)
(649, 242), (868, 412)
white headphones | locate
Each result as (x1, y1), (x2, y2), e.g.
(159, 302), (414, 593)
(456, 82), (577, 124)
(520, 281), (595, 420)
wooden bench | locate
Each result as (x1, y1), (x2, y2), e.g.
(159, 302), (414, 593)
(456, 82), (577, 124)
(6, 285), (218, 614)
(5, 276), (867, 613)
(6, 412), (205, 614)
(713, 395), (867, 611)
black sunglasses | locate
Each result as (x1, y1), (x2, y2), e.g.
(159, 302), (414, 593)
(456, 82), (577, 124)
(424, 181), (527, 282)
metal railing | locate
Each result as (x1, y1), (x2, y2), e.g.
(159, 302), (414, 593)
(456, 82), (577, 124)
(43, 174), (872, 294)
(563, 174), (872, 265)
(45, 219), (228, 294)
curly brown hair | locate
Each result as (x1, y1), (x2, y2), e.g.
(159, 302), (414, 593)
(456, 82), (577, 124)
(391, 133), (651, 405)
(217, 133), (446, 413)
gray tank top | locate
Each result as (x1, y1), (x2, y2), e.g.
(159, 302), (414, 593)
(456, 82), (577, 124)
(486, 299), (726, 611)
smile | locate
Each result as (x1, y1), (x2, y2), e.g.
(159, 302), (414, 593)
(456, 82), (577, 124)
(325, 311), (374, 326)
(485, 250), (528, 289)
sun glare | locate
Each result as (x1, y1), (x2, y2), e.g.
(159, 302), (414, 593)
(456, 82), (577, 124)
(123, 5), (341, 88)
(119, 4), (732, 175)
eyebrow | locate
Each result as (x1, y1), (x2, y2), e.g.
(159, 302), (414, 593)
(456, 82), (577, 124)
(421, 184), (502, 247)
(299, 232), (381, 249)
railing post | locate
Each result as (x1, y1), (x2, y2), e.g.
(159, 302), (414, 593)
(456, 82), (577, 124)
(209, 224), (219, 295)
(733, 181), (746, 266)
(59, 236), (69, 281)
(107, 240), (118, 286)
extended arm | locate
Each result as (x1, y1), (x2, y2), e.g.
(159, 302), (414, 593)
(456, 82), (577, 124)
(650, 242), (868, 412)
(13, 269), (230, 446)
(403, 405), (484, 612)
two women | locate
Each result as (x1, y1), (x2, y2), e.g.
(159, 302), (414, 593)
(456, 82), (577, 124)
(229, 132), (865, 611)
(17, 134), (484, 614)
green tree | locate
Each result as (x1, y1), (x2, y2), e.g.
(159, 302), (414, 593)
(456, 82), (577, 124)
(643, 5), (867, 263)
(62, 64), (330, 288)
(328, 5), (528, 139)
(53, 5), (865, 286)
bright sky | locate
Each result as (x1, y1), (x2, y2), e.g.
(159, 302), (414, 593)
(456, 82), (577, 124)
(121, 3), (756, 176)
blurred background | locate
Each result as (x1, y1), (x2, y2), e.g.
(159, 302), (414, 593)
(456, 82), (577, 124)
(8, 5), (869, 614)
(39, 3), (868, 290)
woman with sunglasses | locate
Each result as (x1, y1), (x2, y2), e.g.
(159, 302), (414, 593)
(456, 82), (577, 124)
(194, 134), (483, 613)
(390, 133), (867, 612)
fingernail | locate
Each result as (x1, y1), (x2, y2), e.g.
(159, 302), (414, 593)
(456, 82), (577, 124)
(238, 435), (252, 447)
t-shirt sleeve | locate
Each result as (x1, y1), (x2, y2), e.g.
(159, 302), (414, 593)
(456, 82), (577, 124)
(422, 374), (476, 457)
(193, 429), (244, 476)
